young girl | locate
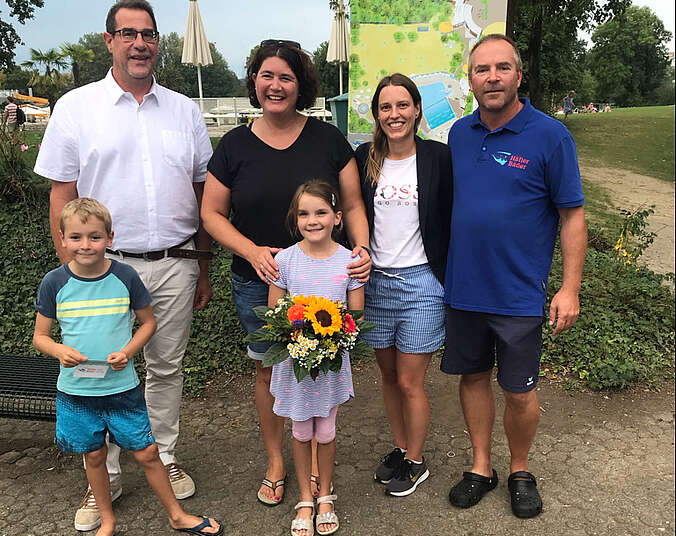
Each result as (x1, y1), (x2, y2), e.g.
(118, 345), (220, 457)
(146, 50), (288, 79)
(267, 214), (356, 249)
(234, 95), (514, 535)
(268, 180), (364, 536)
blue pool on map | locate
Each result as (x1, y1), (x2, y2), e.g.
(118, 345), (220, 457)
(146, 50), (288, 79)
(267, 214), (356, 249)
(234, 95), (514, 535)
(419, 82), (455, 129)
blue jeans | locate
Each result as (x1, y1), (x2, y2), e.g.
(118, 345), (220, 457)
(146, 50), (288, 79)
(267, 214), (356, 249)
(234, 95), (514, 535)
(231, 271), (273, 359)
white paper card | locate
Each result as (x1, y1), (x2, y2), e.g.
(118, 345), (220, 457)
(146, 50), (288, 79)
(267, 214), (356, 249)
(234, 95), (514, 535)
(73, 363), (109, 378)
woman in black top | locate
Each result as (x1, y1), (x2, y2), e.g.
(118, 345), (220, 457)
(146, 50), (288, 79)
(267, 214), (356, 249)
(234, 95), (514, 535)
(201, 40), (370, 530)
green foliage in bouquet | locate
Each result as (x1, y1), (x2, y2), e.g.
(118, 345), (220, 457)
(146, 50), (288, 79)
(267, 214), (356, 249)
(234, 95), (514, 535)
(245, 294), (375, 382)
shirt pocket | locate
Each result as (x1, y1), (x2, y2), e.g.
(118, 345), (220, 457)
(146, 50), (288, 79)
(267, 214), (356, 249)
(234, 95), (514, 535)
(161, 130), (192, 169)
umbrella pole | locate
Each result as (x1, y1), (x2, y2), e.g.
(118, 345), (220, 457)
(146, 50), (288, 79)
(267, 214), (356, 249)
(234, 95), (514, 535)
(339, 63), (343, 95)
(197, 65), (204, 112)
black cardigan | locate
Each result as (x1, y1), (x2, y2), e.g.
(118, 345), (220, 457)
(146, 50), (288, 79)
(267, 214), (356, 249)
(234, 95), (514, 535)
(355, 136), (452, 285)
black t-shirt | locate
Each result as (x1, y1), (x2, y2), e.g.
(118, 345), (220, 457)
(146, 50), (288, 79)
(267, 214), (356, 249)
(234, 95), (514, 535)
(207, 117), (354, 281)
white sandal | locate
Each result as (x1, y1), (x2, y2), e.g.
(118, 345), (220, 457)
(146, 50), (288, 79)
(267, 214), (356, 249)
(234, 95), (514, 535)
(291, 501), (315, 536)
(315, 494), (339, 535)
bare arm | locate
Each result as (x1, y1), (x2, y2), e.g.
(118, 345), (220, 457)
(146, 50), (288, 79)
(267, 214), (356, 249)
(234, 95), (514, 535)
(268, 284), (286, 308)
(192, 181), (213, 310)
(339, 158), (371, 282)
(347, 286), (364, 311)
(107, 304), (157, 370)
(549, 206), (587, 335)
(201, 171), (282, 283)
(49, 180), (78, 263)
(33, 312), (88, 367)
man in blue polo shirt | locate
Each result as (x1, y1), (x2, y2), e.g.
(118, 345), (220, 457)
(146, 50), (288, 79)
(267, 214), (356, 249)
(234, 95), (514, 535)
(442, 34), (587, 518)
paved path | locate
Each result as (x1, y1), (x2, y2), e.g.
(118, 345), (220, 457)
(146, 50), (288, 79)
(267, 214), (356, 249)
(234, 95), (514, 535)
(1, 361), (674, 536)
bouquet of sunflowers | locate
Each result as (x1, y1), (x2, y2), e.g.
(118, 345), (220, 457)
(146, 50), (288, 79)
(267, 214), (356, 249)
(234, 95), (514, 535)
(245, 294), (375, 382)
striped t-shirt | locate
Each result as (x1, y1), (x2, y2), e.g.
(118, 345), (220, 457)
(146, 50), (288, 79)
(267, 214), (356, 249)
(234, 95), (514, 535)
(35, 259), (151, 396)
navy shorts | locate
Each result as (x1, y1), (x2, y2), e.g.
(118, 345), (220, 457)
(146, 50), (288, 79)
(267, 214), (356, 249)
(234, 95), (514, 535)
(441, 307), (544, 393)
(363, 264), (445, 354)
(231, 271), (273, 360)
(55, 385), (155, 453)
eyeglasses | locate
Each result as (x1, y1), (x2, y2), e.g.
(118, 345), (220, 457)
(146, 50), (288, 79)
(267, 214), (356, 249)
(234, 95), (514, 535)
(260, 39), (301, 50)
(112, 27), (160, 44)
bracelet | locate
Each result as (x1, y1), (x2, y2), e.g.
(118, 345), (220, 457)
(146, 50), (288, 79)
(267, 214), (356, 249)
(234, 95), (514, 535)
(359, 245), (372, 257)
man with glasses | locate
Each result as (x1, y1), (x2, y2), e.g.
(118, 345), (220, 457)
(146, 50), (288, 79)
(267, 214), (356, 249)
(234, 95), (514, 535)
(34, 1), (213, 531)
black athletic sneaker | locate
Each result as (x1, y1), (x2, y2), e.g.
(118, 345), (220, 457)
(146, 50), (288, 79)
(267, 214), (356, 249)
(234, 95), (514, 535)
(374, 448), (405, 484)
(385, 458), (430, 497)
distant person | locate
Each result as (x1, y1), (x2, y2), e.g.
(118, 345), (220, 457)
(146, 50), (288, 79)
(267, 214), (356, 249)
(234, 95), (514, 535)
(34, 0), (214, 530)
(444, 34), (587, 519)
(562, 90), (574, 119)
(33, 198), (222, 536)
(588, 102), (597, 113)
(3, 96), (18, 131)
(604, 103), (611, 112)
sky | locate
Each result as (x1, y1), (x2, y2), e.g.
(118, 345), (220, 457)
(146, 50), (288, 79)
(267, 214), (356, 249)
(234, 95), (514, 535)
(8, 0), (337, 77)
(6, 0), (675, 78)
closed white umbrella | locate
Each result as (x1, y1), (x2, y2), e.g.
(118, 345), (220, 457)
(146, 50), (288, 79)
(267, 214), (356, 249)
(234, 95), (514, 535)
(181, 0), (213, 105)
(327, 0), (349, 95)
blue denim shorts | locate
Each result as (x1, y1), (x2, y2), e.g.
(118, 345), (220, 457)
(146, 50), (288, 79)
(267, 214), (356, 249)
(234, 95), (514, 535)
(55, 385), (155, 453)
(363, 264), (445, 354)
(231, 271), (273, 360)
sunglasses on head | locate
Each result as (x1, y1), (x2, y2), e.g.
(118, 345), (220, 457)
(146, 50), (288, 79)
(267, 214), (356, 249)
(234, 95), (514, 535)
(260, 39), (301, 50)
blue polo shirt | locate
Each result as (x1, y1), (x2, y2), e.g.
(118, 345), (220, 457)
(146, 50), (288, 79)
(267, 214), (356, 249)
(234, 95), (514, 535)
(445, 98), (584, 316)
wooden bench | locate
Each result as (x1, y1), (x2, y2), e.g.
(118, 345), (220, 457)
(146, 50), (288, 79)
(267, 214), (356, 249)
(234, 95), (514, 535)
(0, 355), (59, 421)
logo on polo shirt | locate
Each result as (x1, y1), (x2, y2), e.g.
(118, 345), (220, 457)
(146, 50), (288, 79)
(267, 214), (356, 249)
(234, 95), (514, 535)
(491, 151), (511, 165)
(492, 151), (530, 170)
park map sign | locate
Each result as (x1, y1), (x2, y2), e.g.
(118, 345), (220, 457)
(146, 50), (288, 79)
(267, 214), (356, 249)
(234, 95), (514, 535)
(348, 0), (508, 145)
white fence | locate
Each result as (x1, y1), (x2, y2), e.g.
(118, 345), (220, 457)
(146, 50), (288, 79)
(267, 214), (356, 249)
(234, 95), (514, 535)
(191, 97), (331, 125)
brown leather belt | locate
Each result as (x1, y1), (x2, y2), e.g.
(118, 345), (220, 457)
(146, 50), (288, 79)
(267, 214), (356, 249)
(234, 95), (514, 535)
(106, 237), (213, 261)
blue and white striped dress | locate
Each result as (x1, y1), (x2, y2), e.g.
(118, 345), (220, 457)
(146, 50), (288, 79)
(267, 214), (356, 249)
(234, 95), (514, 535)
(269, 243), (363, 421)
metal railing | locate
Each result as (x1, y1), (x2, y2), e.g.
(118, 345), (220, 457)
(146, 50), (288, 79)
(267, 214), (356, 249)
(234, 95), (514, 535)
(192, 97), (331, 125)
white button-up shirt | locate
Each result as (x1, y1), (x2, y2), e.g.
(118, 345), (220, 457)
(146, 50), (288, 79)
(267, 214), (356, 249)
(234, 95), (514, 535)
(35, 70), (213, 252)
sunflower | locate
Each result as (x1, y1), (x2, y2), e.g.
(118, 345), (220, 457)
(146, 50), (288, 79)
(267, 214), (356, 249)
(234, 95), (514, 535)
(293, 294), (311, 306)
(305, 296), (342, 336)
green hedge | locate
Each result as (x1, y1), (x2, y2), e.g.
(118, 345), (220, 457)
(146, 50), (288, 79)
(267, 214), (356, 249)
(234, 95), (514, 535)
(1, 130), (673, 394)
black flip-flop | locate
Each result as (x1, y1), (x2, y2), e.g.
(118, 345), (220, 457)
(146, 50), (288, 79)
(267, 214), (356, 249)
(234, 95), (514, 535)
(449, 469), (498, 508)
(176, 516), (223, 535)
(508, 471), (543, 518)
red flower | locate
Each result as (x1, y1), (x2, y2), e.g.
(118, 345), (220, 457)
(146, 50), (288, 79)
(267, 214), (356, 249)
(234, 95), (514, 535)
(342, 313), (356, 334)
(287, 304), (306, 323)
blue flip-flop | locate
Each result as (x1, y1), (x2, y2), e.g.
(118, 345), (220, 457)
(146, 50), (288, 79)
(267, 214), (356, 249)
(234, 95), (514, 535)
(176, 516), (223, 536)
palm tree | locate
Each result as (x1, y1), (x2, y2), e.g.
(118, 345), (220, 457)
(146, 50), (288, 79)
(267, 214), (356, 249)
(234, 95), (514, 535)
(21, 48), (68, 77)
(21, 48), (68, 111)
(60, 43), (94, 87)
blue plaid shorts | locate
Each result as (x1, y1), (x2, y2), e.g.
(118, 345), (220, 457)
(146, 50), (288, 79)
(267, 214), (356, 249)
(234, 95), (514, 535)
(362, 264), (445, 354)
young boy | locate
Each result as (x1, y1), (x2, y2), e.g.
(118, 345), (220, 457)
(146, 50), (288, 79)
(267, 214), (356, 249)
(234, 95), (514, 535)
(33, 198), (222, 536)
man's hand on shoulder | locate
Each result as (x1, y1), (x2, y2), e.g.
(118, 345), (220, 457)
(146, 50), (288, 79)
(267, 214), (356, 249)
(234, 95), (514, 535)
(548, 287), (580, 336)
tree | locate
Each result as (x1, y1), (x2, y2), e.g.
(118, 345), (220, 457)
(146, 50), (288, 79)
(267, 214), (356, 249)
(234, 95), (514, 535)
(155, 32), (240, 97)
(509, 0), (631, 111)
(0, 0), (44, 70)
(313, 41), (348, 98)
(21, 48), (69, 110)
(588, 6), (672, 106)
(60, 43), (95, 87)
(76, 33), (112, 86)
(0, 65), (32, 93)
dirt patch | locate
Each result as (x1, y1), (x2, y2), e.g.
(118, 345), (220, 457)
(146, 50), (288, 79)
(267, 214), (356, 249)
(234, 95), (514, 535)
(582, 166), (675, 274)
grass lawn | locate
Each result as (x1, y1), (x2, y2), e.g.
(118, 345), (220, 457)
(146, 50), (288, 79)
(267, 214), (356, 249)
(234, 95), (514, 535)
(562, 105), (675, 182)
